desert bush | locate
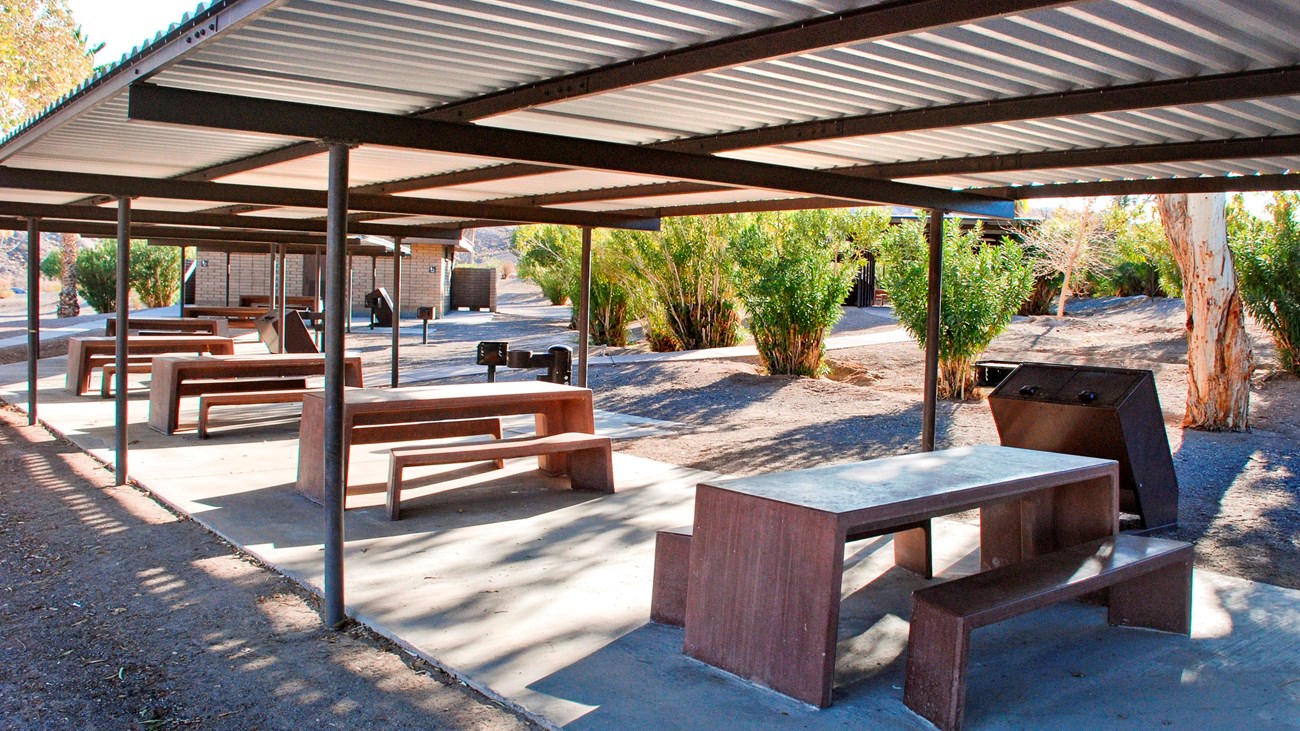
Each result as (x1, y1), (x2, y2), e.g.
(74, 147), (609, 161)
(612, 215), (745, 352)
(1097, 197), (1180, 297)
(880, 217), (1034, 399)
(1021, 205), (1114, 315)
(1229, 192), (1300, 375)
(512, 225), (579, 305)
(40, 249), (61, 280)
(0, 275), (12, 299)
(729, 209), (861, 376)
(75, 240), (119, 313)
(130, 243), (181, 308)
(1018, 273), (1061, 315)
(577, 239), (638, 347)
(499, 260), (516, 279)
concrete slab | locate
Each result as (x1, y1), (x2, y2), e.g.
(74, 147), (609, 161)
(2, 357), (1298, 730)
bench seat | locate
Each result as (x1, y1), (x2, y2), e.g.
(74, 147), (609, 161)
(199, 388), (315, 438)
(904, 534), (1193, 731)
(387, 431), (613, 520)
(99, 361), (155, 398)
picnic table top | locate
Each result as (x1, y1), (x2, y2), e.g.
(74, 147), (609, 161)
(702, 445), (1116, 515)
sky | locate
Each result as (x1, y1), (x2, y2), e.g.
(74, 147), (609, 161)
(66, 0), (208, 66)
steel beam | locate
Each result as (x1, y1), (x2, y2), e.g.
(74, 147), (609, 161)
(680, 66), (1300, 154)
(323, 143), (348, 630)
(844, 134), (1300, 180)
(0, 167), (660, 230)
(976, 173), (1300, 199)
(391, 237), (401, 388)
(114, 198), (130, 486)
(25, 218), (38, 426)
(0, 201), (460, 239)
(126, 85), (1014, 218)
(921, 210), (943, 453)
(0, 215), (360, 247)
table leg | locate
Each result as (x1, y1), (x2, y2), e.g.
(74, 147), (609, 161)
(980, 472), (1119, 570)
(296, 396), (326, 504)
(146, 364), (180, 434)
(684, 485), (844, 708)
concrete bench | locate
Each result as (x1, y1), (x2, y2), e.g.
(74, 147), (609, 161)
(198, 388), (314, 439)
(386, 431), (613, 520)
(903, 534), (1193, 731)
(650, 517), (933, 627)
(98, 360), (155, 398)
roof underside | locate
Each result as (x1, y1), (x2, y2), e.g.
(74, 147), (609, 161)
(2, 0), (1298, 235)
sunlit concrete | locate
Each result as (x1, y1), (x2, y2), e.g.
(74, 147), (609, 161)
(2, 357), (1298, 730)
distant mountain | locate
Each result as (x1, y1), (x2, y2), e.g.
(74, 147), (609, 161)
(0, 230), (82, 284)
(461, 227), (517, 265)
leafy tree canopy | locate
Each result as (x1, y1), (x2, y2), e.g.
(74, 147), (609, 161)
(1, 0), (96, 133)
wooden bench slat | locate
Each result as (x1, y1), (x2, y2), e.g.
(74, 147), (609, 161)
(904, 534), (1192, 731)
(387, 431), (613, 520)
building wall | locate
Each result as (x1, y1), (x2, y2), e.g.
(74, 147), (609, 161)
(195, 245), (455, 316)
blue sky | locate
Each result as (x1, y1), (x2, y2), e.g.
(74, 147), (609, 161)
(67, 0), (207, 65)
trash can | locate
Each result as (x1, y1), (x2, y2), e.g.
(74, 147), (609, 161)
(988, 362), (1178, 530)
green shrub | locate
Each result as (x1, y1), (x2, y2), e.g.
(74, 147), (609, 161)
(512, 225), (579, 305)
(130, 243), (181, 308)
(75, 240), (119, 313)
(1229, 192), (1300, 375)
(612, 215), (745, 352)
(1100, 198), (1180, 297)
(729, 210), (860, 376)
(40, 249), (61, 280)
(880, 218), (1034, 399)
(579, 239), (637, 347)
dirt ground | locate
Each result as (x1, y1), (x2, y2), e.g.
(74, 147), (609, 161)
(0, 407), (536, 730)
(1, 278), (1296, 727)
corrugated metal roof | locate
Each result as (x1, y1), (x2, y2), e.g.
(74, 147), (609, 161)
(1, 0), (1298, 230)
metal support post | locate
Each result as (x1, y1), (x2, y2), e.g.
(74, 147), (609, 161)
(391, 237), (401, 388)
(114, 198), (131, 485)
(177, 246), (185, 318)
(323, 143), (350, 629)
(576, 227), (592, 388)
(921, 209), (944, 453)
(345, 254), (353, 334)
(25, 218), (39, 425)
(277, 243), (288, 354)
(224, 252), (231, 306)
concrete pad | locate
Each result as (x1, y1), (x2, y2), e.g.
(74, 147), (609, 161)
(2, 356), (1298, 730)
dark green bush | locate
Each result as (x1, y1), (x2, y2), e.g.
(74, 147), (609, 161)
(75, 240), (119, 313)
(1099, 198), (1180, 297)
(729, 210), (861, 377)
(1229, 192), (1300, 375)
(880, 218), (1034, 399)
(512, 225), (579, 305)
(612, 215), (744, 352)
(40, 249), (61, 280)
(130, 243), (181, 308)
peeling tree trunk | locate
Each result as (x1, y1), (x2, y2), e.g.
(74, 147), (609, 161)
(1157, 193), (1252, 431)
(57, 232), (79, 319)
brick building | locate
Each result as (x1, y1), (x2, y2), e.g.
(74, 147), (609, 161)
(192, 237), (468, 317)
